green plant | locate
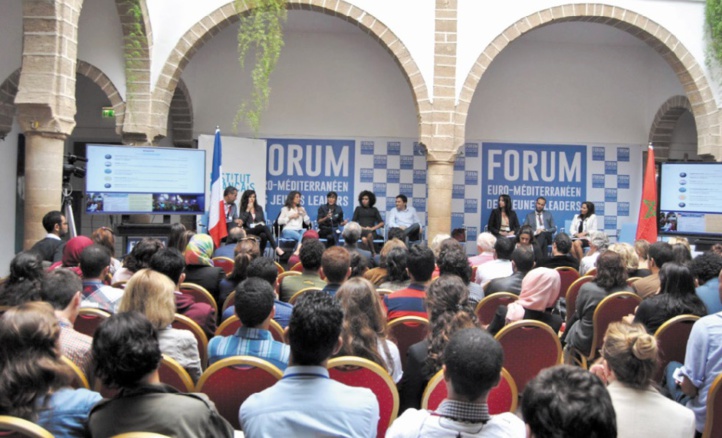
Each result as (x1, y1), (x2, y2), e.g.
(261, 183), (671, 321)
(707, 0), (722, 62)
(234, 0), (287, 134)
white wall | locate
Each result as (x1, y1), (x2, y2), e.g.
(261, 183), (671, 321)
(669, 111), (700, 160)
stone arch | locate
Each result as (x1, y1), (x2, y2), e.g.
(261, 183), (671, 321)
(648, 95), (694, 160)
(169, 79), (194, 147)
(0, 69), (20, 139)
(75, 60), (126, 134)
(150, 0), (430, 140)
(458, 4), (718, 157)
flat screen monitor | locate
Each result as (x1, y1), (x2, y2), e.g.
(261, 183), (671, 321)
(84, 144), (206, 215)
(659, 162), (722, 237)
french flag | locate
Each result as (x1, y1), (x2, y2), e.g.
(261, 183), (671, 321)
(208, 128), (227, 247)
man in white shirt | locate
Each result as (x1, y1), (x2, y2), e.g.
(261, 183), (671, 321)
(475, 236), (514, 289)
(29, 210), (68, 263)
(387, 194), (422, 242)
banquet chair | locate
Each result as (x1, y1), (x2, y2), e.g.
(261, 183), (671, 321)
(653, 314), (700, 382)
(211, 257), (234, 276)
(421, 367), (518, 415)
(74, 308), (111, 337)
(703, 372), (722, 438)
(158, 355), (195, 392)
(0, 416), (53, 438)
(179, 283), (218, 317)
(171, 313), (209, 369)
(564, 276), (594, 326)
(387, 316), (429, 370)
(474, 292), (518, 326)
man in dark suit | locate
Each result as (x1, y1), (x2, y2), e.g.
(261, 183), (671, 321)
(29, 210), (68, 263)
(486, 246), (534, 295)
(523, 197), (556, 257)
(538, 232), (579, 270)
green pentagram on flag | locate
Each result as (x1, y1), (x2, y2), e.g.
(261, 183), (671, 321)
(644, 199), (656, 219)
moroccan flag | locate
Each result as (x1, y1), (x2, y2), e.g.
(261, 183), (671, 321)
(208, 129), (227, 247)
(636, 144), (657, 242)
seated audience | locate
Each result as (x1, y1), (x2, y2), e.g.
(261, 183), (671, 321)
(691, 252), (722, 314)
(516, 224), (544, 263)
(672, 242), (693, 265)
(286, 229), (320, 270)
(437, 240), (484, 304)
(184, 233), (226, 302)
(89, 312), (233, 437)
(486, 246), (534, 296)
(321, 246), (351, 297)
(166, 222), (187, 253)
(589, 322), (696, 437)
(384, 244), (435, 321)
(487, 267), (562, 336)
(111, 237), (164, 283)
(538, 232), (579, 270)
(579, 231), (608, 276)
(388, 328), (525, 437)
(29, 210), (67, 263)
(240, 291), (379, 436)
(633, 241), (674, 299)
(241, 257), (293, 329)
(212, 226), (246, 259)
(377, 246), (411, 292)
(635, 239), (651, 270)
(91, 226), (122, 276)
(399, 275), (478, 412)
(0, 251), (44, 306)
(608, 242), (651, 278)
(0, 302), (102, 436)
(279, 238), (326, 302)
(79, 244), (125, 313)
(342, 221), (374, 266)
(335, 277), (402, 383)
(119, 269), (202, 382)
(364, 238), (406, 286)
(632, 263), (707, 334)
(468, 232), (496, 267)
(349, 252), (370, 279)
(218, 238), (260, 306)
(564, 251), (632, 357)
(150, 248), (217, 339)
(475, 236), (514, 288)
(49, 235), (94, 276)
(208, 277), (290, 369)
(40, 269), (93, 376)
(522, 365), (616, 438)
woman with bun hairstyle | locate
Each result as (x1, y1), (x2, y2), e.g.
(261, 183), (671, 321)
(591, 322), (696, 437)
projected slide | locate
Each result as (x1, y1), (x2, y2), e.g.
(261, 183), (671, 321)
(659, 163), (722, 236)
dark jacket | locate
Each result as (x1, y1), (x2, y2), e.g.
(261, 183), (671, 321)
(240, 206), (267, 230)
(184, 265), (226, 302)
(175, 292), (216, 339)
(486, 271), (525, 296)
(29, 237), (65, 263)
(539, 254), (579, 270)
(487, 209), (520, 237)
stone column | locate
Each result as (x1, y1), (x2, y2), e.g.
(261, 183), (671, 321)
(426, 159), (454, 239)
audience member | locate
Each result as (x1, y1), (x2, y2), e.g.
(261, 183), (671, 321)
(79, 244), (124, 313)
(579, 231), (609, 275)
(320, 246), (351, 297)
(388, 328), (525, 437)
(29, 210), (67, 263)
(399, 275), (477, 412)
(119, 269), (201, 382)
(608, 242), (651, 278)
(564, 251), (631, 357)
(589, 322), (695, 437)
(353, 190), (385, 253)
(279, 238), (326, 302)
(0, 251), (44, 306)
(633, 242), (674, 299)
(632, 263), (707, 333)
(486, 246), (534, 296)
(672, 242), (693, 265)
(166, 222), (187, 253)
(111, 237), (164, 283)
(539, 232), (579, 269)
(91, 226), (122, 276)
(49, 235), (94, 276)
(240, 291), (379, 436)
(487, 194), (520, 238)
(387, 194), (422, 242)
(468, 232), (496, 267)
(244, 257), (293, 328)
(349, 251), (370, 279)
(342, 221), (374, 266)
(475, 236), (514, 288)
(438, 240), (484, 303)
(218, 238), (260, 305)
(89, 312), (233, 437)
(451, 227), (466, 243)
(40, 269), (93, 376)
(184, 233), (226, 302)
(212, 226), (246, 258)
(240, 189), (285, 256)
(0, 302), (101, 436)
(364, 238), (406, 286)
(710, 242), (722, 256)
(208, 277), (290, 369)
(286, 229), (319, 269)
(384, 244), (435, 321)
(335, 277), (402, 383)
(522, 365), (616, 438)
(150, 248), (217, 338)
(487, 267), (562, 336)
(635, 239), (651, 270)
(691, 252), (722, 314)
(516, 224), (544, 263)
(429, 233), (452, 262)
(378, 246), (411, 292)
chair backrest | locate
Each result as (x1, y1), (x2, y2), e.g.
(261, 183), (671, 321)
(195, 356), (283, 430)
(111, 280), (127, 289)
(495, 319), (562, 392)
(110, 433), (172, 438)
(421, 367), (517, 415)
(626, 277), (641, 286)
(215, 315), (285, 343)
(221, 291), (235, 315)
(288, 287), (323, 305)
(703, 372), (722, 438)
(275, 271), (302, 294)
(171, 313), (209, 369)
(0, 415), (54, 438)
(555, 267), (580, 301)
(565, 276), (594, 325)
(211, 257), (234, 276)
(290, 262), (304, 272)
(179, 283), (218, 317)
(474, 292), (519, 326)
(387, 316), (430, 370)
(589, 292), (642, 361)
(61, 355), (90, 389)
(585, 268), (598, 277)
(274, 261), (285, 274)
(327, 356), (399, 438)
(654, 314), (701, 382)
(74, 308), (111, 337)
(158, 355), (195, 392)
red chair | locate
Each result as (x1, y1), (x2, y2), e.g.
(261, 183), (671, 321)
(288, 287), (323, 305)
(61, 356), (90, 390)
(654, 315), (700, 382)
(290, 262), (304, 272)
(172, 314), (209, 369)
(215, 315), (285, 343)
(555, 267), (580, 302)
(495, 320), (562, 392)
(159, 355), (195, 392)
(703, 372), (722, 438)
(221, 291), (235, 315)
(565, 276), (594, 326)
(212, 257), (234, 276)
(422, 367), (517, 415)
(0, 415), (54, 438)
(274, 261), (285, 274)
(180, 283), (218, 317)
(585, 267), (597, 277)
(74, 308), (111, 337)
(327, 356), (399, 438)
(387, 316), (429, 370)
(474, 292), (518, 326)
(196, 356), (283, 430)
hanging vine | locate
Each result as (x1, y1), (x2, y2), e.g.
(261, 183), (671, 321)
(234, 0), (287, 134)
(707, 0), (722, 62)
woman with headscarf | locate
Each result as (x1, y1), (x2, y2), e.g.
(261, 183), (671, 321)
(487, 267), (563, 336)
(184, 233), (226, 302)
(48, 235), (94, 277)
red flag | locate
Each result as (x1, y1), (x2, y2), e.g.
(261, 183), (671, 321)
(636, 144), (657, 243)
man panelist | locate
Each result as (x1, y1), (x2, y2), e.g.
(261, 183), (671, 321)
(523, 196), (556, 256)
(387, 194), (422, 242)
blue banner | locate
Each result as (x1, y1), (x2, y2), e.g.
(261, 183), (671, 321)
(266, 139), (355, 225)
(481, 143), (587, 234)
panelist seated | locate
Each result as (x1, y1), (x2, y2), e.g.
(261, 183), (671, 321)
(386, 194), (422, 242)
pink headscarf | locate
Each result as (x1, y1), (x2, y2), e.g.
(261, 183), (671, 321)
(506, 267), (561, 322)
